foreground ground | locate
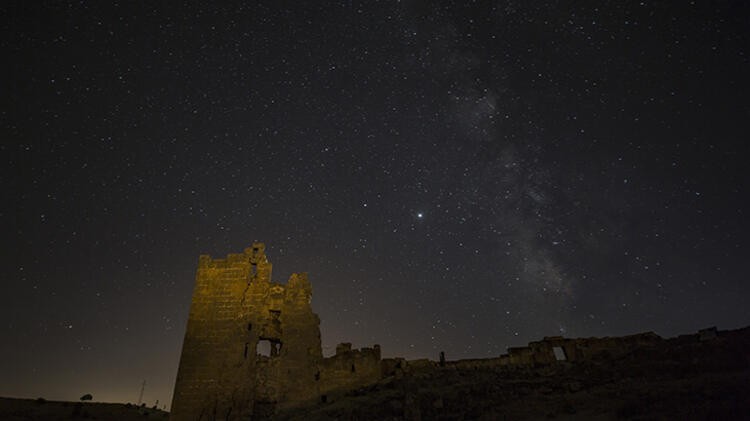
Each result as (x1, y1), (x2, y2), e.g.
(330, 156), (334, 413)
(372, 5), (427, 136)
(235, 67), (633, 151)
(278, 366), (749, 420)
(0, 397), (169, 420)
(277, 329), (750, 420)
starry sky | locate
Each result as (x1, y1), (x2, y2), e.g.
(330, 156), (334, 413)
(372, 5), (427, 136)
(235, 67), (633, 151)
(2, 0), (749, 409)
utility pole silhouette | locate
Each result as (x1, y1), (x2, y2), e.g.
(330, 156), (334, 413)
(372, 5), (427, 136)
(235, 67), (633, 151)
(137, 380), (146, 406)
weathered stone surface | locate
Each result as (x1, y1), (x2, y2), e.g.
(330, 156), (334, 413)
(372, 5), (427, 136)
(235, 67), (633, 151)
(170, 244), (381, 420)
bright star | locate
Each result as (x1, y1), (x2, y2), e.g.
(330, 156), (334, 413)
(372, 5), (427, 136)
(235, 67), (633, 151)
(417, 212), (423, 218)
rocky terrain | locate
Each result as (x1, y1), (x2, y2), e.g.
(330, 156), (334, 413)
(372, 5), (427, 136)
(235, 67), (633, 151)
(277, 327), (750, 420)
(4, 327), (748, 420)
(0, 397), (168, 420)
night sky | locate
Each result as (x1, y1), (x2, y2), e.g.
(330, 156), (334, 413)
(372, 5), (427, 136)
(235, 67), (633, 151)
(2, 0), (749, 409)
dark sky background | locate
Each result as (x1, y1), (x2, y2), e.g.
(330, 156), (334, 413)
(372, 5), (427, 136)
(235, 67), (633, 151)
(2, 0), (748, 409)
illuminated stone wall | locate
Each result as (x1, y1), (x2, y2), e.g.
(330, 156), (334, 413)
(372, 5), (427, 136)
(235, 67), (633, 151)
(170, 243), (381, 420)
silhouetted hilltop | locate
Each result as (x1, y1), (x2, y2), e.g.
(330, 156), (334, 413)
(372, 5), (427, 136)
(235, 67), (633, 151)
(0, 397), (168, 420)
(276, 326), (750, 420)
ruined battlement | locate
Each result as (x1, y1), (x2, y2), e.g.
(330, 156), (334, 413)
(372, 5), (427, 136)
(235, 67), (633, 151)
(313, 344), (383, 403)
(502, 331), (665, 366)
(172, 244), (318, 419)
(332, 342), (382, 359)
(170, 244), (381, 420)
(196, 243), (274, 281)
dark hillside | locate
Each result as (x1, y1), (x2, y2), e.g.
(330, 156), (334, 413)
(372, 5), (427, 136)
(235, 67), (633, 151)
(0, 397), (168, 421)
(277, 328), (750, 420)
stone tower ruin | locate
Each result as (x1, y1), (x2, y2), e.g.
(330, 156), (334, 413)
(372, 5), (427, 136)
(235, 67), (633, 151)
(170, 243), (382, 420)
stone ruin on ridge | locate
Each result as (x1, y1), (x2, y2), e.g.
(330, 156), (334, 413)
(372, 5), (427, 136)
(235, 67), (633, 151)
(170, 243), (746, 420)
(169, 243), (381, 420)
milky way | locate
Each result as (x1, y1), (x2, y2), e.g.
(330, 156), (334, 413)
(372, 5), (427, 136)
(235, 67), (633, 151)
(2, 1), (748, 408)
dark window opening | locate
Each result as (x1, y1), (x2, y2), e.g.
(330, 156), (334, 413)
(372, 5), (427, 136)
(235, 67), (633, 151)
(553, 346), (567, 361)
(247, 323), (253, 331)
(244, 343), (249, 359)
(320, 395), (327, 403)
(252, 247), (259, 253)
(250, 263), (258, 277)
(314, 371), (320, 381)
(269, 310), (281, 319)
(257, 338), (282, 357)
(351, 364), (356, 373)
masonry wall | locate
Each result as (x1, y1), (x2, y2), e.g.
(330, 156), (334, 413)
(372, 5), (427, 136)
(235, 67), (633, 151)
(170, 244), (328, 420)
(170, 243), (385, 420)
(315, 344), (382, 402)
(170, 249), (259, 420)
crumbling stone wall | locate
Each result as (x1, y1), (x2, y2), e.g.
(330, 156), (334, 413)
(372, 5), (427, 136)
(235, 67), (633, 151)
(170, 244), (321, 420)
(446, 356), (511, 371)
(170, 244), (382, 420)
(435, 332), (665, 372)
(497, 332), (664, 368)
(316, 343), (382, 402)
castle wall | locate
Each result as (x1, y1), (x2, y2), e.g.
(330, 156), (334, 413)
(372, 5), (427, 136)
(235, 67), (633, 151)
(170, 250), (262, 420)
(502, 333), (664, 368)
(315, 344), (382, 402)
(447, 356), (510, 370)
(170, 244), (330, 420)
